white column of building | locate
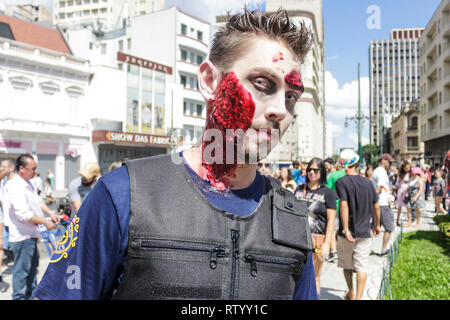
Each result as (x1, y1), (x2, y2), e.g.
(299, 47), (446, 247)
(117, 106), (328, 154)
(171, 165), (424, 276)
(409, 38), (413, 100)
(392, 41), (397, 113)
(151, 68), (155, 134)
(55, 141), (65, 190)
(386, 41), (391, 113)
(414, 38), (419, 98)
(403, 39), (407, 108)
(138, 65), (142, 132)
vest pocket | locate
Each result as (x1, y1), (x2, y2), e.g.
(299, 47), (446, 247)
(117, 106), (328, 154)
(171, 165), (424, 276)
(244, 253), (304, 277)
(122, 238), (227, 299)
(272, 197), (313, 251)
(242, 252), (304, 300)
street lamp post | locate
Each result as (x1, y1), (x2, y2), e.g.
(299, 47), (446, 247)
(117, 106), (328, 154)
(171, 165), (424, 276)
(344, 63), (366, 166)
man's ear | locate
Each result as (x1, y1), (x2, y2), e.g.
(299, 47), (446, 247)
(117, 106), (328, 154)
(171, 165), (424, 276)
(198, 60), (220, 101)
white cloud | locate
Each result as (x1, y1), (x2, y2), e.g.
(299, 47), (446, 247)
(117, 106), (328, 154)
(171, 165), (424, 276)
(325, 71), (372, 152)
(325, 71), (370, 120)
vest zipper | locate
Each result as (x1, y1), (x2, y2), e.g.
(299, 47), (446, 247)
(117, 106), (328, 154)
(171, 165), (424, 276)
(229, 229), (240, 299)
(139, 239), (226, 270)
(244, 253), (302, 277)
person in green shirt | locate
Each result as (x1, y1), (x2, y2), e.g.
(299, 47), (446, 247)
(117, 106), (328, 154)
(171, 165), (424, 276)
(325, 162), (345, 262)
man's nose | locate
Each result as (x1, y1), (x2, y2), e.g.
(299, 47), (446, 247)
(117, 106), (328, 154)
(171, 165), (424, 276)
(264, 93), (287, 123)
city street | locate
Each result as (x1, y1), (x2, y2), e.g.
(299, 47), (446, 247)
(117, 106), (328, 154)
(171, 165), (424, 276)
(0, 198), (441, 300)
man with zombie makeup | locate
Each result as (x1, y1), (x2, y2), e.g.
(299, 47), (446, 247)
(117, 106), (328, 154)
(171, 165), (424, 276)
(34, 9), (318, 300)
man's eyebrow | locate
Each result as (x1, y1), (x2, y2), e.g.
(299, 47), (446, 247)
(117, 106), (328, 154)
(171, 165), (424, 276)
(250, 67), (283, 82)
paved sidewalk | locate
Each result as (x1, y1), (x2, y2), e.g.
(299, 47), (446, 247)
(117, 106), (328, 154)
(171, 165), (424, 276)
(319, 198), (441, 300)
(0, 240), (51, 300)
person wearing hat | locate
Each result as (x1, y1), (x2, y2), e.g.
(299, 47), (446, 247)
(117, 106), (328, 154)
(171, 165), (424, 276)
(68, 162), (102, 216)
(371, 153), (396, 256)
(334, 149), (381, 300)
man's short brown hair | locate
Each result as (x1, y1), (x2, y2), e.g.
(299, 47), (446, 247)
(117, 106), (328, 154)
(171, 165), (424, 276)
(210, 8), (313, 71)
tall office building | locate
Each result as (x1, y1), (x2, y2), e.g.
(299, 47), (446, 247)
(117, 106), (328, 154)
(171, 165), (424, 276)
(53, 0), (165, 30)
(369, 28), (424, 150)
(419, 0), (450, 167)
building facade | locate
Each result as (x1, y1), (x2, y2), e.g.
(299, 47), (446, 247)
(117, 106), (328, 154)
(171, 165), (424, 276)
(63, 6), (211, 166)
(0, 14), (128, 189)
(0, 14), (92, 190)
(419, 0), (450, 167)
(390, 99), (424, 163)
(369, 28), (424, 150)
(53, 0), (166, 31)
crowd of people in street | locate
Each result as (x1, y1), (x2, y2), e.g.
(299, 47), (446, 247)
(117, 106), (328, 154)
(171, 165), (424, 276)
(257, 149), (449, 300)
(0, 154), (107, 299)
(0, 150), (448, 300)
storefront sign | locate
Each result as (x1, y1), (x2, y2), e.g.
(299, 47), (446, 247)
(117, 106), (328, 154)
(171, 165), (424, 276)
(0, 140), (21, 148)
(92, 130), (171, 148)
(117, 52), (173, 75)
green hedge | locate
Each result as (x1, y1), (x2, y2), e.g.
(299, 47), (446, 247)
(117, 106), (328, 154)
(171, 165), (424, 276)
(390, 231), (450, 300)
(433, 214), (450, 238)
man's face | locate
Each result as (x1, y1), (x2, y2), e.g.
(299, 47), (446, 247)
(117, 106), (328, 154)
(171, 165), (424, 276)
(19, 159), (37, 181)
(213, 36), (303, 160)
(1, 161), (12, 177)
(382, 159), (391, 170)
(81, 175), (95, 186)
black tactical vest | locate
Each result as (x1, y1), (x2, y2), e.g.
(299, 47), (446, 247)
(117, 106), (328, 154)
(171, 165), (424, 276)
(112, 153), (312, 300)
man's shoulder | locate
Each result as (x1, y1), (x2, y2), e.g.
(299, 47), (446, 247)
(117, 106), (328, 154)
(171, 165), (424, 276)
(68, 176), (82, 188)
(98, 165), (130, 195)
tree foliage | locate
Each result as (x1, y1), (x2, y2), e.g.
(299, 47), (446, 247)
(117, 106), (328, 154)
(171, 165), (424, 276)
(362, 144), (379, 166)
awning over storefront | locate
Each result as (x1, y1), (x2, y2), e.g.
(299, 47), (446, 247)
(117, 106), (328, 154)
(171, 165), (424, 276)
(92, 130), (171, 148)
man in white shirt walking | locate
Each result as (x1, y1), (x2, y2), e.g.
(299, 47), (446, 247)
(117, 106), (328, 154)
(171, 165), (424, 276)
(372, 153), (396, 256)
(5, 154), (60, 300)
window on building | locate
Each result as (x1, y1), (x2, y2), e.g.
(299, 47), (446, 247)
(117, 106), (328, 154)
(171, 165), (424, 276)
(181, 24), (187, 35)
(196, 55), (203, 65)
(101, 43), (107, 54)
(118, 63), (123, 70)
(127, 38), (131, 50)
(181, 49), (187, 61)
(59, 1), (66, 7)
(118, 40), (123, 51)
(196, 104), (203, 116)
(59, 13), (65, 19)
(68, 0), (74, 6)
(89, 42), (93, 50)
(197, 31), (203, 41)
(180, 74), (187, 87)
(407, 137), (418, 148)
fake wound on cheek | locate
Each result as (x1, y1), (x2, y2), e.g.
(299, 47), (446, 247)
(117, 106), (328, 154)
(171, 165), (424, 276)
(285, 71), (304, 93)
(201, 72), (256, 190)
(207, 72), (255, 131)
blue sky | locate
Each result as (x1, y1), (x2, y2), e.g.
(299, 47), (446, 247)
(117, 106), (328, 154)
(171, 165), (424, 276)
(30, 0), (442, 153)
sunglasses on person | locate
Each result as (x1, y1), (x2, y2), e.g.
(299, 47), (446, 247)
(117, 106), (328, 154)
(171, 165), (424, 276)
(306, 168), (320, 174)
(258, 163), (271, 168)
